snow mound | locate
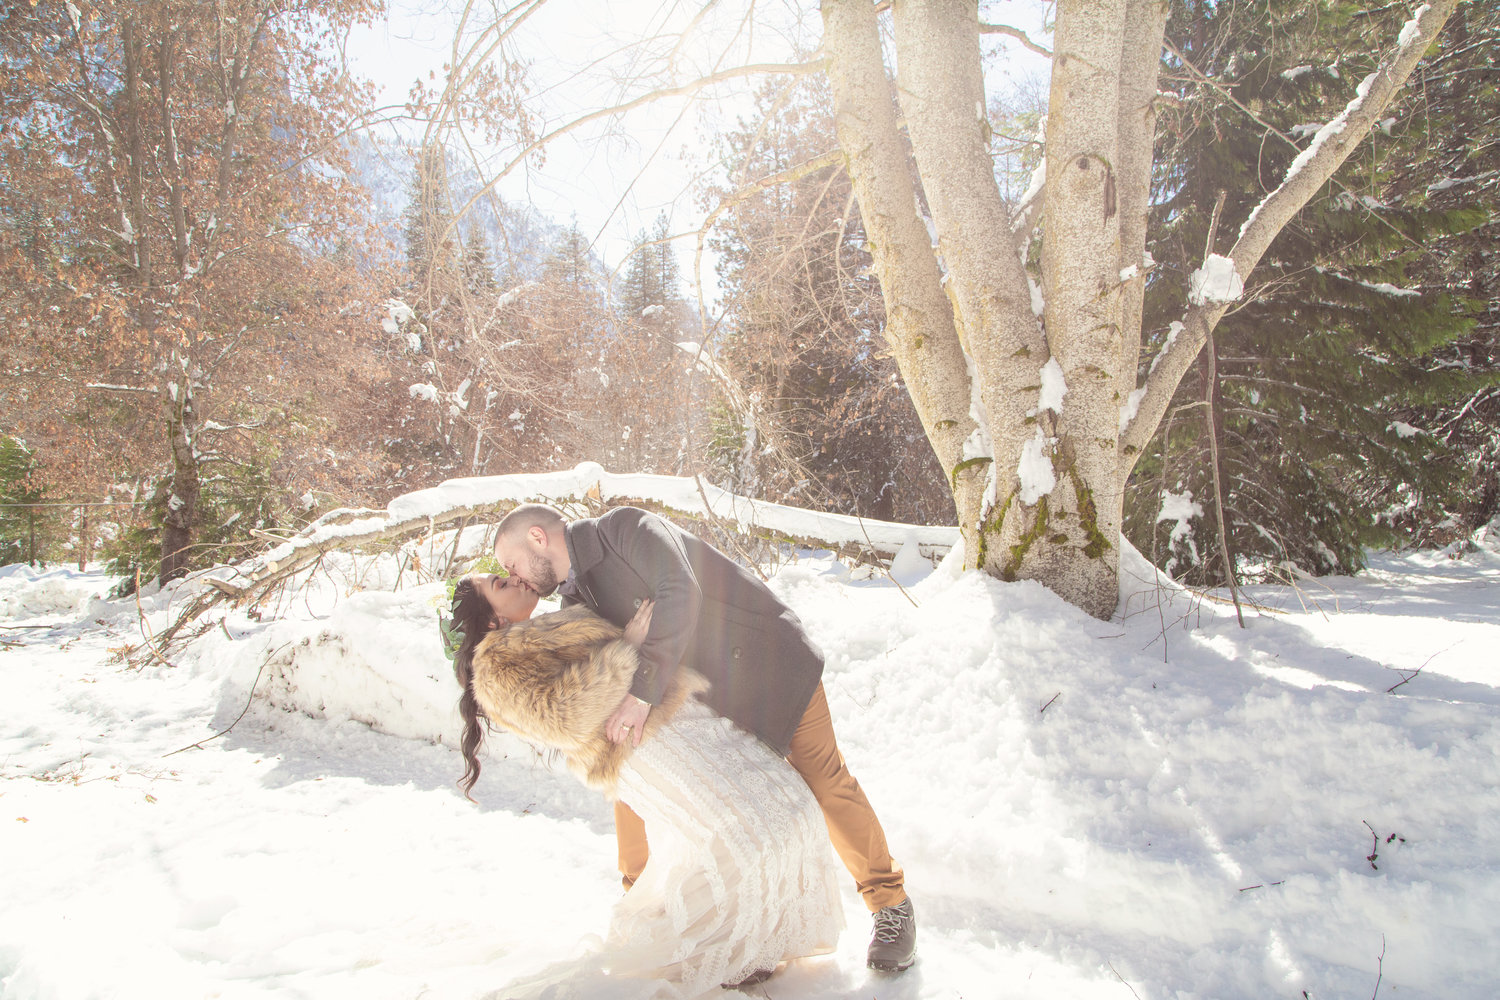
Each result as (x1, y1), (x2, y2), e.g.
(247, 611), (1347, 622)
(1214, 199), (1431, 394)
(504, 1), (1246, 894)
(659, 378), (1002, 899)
(223, 583), (462, 744)
(0, 565), (113, 621)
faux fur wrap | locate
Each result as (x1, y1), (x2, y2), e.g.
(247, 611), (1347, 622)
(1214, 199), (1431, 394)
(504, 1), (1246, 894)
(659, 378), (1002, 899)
(470, 604), (707, 795)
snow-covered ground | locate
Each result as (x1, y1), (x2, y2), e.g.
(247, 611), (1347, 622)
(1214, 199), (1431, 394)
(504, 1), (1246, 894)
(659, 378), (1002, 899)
(3, 506), (1498, 1000)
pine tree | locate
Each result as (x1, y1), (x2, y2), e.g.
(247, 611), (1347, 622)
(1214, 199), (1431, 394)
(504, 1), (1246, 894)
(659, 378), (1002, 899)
(0, 436), (48, 567)
(1124, 0), (1486, 583)
(400, 143), (461, 305)
(705, 77), (950, 523)
(1389, 3), (1500, 538)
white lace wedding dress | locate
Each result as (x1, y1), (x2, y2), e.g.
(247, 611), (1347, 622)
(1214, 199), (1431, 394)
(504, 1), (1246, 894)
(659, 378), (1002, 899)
(490, 701), (845, 1000)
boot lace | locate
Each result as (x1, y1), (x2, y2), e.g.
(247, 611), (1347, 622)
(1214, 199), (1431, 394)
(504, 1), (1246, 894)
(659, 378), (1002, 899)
(872, 902), (912, 943)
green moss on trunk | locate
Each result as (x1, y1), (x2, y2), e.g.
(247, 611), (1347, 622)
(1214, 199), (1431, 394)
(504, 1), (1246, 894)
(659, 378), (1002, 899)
(1001, 495), (1049, 580)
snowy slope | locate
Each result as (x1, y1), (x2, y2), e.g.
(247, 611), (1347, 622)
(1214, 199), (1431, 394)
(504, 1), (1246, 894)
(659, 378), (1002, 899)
(2, 500), (1498, 1000)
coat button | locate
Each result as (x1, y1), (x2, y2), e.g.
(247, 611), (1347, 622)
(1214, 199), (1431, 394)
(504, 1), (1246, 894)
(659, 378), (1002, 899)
(732, 646), (742, 658)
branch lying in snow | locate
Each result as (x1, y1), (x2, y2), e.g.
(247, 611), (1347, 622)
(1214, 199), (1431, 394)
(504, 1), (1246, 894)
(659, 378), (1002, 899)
(1108, 961), (1144, 1000)
(1120, 0), (1460, 467)
(1385, 640), (1460, 692)
(164, 467), (959, 647)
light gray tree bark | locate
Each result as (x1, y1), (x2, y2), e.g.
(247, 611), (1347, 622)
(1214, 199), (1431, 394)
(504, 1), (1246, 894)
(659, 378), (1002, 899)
(820, 0), (1460, 617)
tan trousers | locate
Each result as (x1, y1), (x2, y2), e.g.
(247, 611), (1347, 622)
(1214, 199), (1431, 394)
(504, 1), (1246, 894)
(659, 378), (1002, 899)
(615, 682), (906, 913)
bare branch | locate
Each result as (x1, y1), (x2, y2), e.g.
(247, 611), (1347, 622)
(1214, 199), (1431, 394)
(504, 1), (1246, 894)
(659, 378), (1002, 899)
(980, 22), (1053, 58)
(445, 59), (824, 235)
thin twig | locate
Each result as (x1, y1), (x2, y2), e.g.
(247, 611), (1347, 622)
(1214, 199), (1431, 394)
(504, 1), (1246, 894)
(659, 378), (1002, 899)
(853, 509), (919, 608)
(133, 570), (178, 669)
(1386, 641), (1459, 693)
(162, 642), (287, 757)
(1108, 961), (1144, 1000)
(1039, 692), (1061, 715)
(1371, 934), (1386, 999)
(980, 21), (1053, 58)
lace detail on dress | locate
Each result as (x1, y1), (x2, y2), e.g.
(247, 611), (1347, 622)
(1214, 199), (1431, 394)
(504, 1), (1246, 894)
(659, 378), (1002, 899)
(490, 700), (844, 1000)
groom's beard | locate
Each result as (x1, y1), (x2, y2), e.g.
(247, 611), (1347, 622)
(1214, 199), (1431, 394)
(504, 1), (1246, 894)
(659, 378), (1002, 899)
(528, 552), (560, 598)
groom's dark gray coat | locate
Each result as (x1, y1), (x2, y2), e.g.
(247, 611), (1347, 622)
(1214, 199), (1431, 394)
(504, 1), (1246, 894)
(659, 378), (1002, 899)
(559, 506), (824, 755)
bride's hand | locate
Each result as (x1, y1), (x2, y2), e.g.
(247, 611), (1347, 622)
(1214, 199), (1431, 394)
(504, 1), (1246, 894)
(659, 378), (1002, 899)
(624, 599), (654, 646)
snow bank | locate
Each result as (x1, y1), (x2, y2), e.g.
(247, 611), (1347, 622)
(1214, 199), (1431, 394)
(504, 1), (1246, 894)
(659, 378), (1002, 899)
(0, 565), (113, 620)
(220, 583), (462, 745)
(5, 487), (1500, 1000)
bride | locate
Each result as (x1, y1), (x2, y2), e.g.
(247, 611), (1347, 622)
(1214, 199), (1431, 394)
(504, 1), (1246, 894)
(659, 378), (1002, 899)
(445, 572), (843, 998)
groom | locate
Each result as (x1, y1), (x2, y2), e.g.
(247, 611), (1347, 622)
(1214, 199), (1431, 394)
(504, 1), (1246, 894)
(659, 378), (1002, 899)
(493, 502), (917, 974)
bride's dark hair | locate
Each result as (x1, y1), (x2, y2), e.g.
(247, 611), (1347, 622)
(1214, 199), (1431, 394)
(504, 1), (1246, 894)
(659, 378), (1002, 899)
(449, 576), (508, 798)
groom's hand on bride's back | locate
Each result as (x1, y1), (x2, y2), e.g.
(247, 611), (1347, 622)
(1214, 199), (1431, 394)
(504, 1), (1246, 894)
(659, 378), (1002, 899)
(606, 693), (651, 747)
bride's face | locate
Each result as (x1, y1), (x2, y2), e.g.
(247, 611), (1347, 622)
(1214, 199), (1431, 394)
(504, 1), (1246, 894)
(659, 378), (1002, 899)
(472, 572), (539, 625)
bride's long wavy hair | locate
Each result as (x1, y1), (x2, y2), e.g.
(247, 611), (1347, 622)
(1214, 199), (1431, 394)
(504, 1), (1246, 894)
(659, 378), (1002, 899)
(449, 577), (508, 799)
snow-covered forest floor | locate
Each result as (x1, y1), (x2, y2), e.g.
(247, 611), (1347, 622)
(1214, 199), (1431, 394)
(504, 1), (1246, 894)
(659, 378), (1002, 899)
(3, 493), (1498, 1000)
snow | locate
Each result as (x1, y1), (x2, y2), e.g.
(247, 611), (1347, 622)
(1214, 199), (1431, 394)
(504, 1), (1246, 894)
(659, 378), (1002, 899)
(1389, 421), (1424, 439)
(1118, 386), (1147, 433)
(5, 482), (1500, 1000)
(1156, 489), (1205, 571)
(1281, 64), (1314, 81)
(1425, 170), (1498, 196)
(1016, 427), (1055, 505)
(1150, 320), (1186, 377)
(1359, 279), (1419, 297)
(409, 383), (439, 402)
(1012, 160), (1047, 231)
(1398, 5), (1431, 48)
(1035, 358), (1067, 416)
(1118, 264), (1139, 282)
(1239, 60), (1387, 241)
(495, 281), (536, 310)
(1188, 254), (1245, 305)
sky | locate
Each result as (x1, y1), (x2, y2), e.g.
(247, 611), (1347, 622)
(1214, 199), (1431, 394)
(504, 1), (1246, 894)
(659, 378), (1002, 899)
(345, 0), (1053, 287)
(3, 464), (1498, 999)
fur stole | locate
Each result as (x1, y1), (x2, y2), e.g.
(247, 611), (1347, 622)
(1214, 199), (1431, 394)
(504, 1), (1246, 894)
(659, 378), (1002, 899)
(470, 604), (707, 796)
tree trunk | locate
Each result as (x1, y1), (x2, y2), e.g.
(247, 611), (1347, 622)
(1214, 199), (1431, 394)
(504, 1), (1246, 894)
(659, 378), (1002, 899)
(820, 0), (989, 542)
(159, 376), (201, 583)
(820, 0), (1449, 619)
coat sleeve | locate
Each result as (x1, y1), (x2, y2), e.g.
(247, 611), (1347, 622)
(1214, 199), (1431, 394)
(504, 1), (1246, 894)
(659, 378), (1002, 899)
(599, 509), (702, 706)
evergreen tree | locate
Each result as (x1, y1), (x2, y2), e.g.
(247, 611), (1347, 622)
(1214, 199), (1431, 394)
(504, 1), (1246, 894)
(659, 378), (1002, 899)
(0, 436), (48, 567)
(619, 213), (684, 325)
(1124, 0), (1487, 583)
(1389, 3), (1500, 538)
(705, 77), (950, 524)
(400, 143), (460, 303)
